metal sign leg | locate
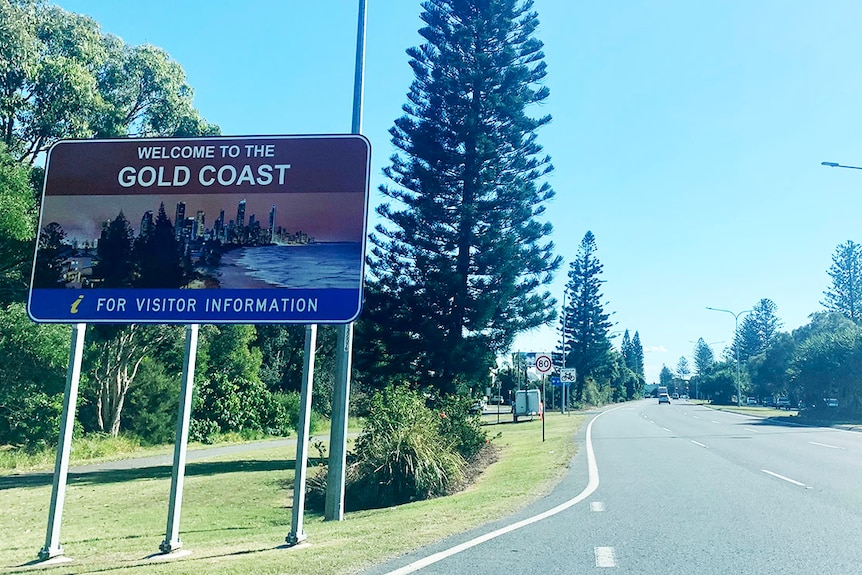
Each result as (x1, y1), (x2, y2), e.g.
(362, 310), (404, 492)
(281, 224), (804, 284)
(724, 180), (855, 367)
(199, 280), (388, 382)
(286, 324), (317, 546)
(325, 323), (352, 521)
(39, 323), (86, 561)
(160, 323), (198, 553)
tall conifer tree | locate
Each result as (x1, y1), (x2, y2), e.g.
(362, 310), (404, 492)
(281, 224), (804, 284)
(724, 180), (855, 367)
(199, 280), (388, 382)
(631, 331), (645, 379)
(367, 0), (561, 394)
(561, 231), (613, 400)
(823, 240), (862, 323)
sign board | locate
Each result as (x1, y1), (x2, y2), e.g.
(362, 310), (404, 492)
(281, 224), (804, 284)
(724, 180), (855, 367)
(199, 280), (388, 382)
(28, 135), (371, 324)
(550, 375), (562, 386)
(535, 354), (553, 374)
(560, 368), (577, 383)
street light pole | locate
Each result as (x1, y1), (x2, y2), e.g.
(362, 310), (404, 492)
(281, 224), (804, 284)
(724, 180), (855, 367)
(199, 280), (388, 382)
(706, 307), (751, 406)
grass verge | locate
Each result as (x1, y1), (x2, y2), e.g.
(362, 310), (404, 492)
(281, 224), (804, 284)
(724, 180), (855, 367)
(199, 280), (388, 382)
(0, 418), (365, 475)
(705, 404), (799, 418)
(0, 411), (584, 575)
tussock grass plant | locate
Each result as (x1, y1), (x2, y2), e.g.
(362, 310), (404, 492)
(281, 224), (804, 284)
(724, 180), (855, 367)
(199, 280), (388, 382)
(308, 386), (468, 511)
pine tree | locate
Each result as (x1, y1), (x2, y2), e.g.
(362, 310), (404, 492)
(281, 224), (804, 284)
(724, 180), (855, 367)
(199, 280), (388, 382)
(692, 337), (715, 375)
(677, 356), (690, 382)
(562, 231), (614, 400)
(621, 330), (633, 369)
(366, 0), (561, 394)
(631, 331), (645, 379)
(732, 298), (782, 362)
(823, 240), (862, 322)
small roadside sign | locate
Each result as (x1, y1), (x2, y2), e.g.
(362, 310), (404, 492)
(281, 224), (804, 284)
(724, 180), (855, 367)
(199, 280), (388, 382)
(535, 354), (553, 373)
(560, 368), (576, 383)
(550, 376), (562, 386)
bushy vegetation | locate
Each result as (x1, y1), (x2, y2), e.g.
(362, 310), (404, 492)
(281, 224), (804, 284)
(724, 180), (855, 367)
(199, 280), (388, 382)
(307, 386), (490, 511)
(189, 373), (293, 443)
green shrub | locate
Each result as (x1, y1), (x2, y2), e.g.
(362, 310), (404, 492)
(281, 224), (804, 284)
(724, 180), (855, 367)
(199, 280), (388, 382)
(435, 394), (488, 460)
(272, 391), (321, 436)
(307, 385), (464, 511)
(190, 372), (294, 442)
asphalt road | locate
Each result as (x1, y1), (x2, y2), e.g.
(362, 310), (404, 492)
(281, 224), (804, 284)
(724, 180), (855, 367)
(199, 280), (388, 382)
(365, 399), (862, 575)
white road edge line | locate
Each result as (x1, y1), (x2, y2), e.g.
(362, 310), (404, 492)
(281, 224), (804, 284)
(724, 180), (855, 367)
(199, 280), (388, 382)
(595, 546), (617, 568)
(381, 406), (620, 575)
(690, 440), (708, 448)
(662, 427), (671, 432)
(809, 441), (843, 450)
(762, 469), (808, 487)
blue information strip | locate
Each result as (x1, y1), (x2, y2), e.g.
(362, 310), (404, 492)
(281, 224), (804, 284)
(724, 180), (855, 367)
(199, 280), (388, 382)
(28, 288), (362, 324)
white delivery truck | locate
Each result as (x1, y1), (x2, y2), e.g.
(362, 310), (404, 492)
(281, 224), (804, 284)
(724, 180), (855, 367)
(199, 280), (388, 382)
(513, 389), (542, 422)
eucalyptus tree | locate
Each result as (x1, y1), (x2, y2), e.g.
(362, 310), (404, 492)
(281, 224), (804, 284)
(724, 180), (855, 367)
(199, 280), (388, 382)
(0, 0), (218, 441)
(366, 0), (561, 394)
(0, 145), (36, 303)
(0, 0), (218, 165)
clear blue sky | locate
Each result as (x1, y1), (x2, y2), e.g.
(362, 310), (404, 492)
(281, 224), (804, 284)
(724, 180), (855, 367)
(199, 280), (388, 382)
(55, 0), (862, 383)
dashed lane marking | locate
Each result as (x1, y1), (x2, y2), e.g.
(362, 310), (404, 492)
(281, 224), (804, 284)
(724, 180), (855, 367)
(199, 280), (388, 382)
(690, 440), (708, 448)
(595, 547), (617, 567)
(762, 469), (809, 488)
(809, 441), (843, 450)
(590, 501), (605, 512)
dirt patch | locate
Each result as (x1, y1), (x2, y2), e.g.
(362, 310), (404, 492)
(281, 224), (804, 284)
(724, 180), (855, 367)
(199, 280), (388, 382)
(449, 442), (501, 494)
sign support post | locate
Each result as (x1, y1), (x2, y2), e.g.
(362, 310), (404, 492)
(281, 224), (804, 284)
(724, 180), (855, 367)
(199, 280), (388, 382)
(39, 323), (86, 561)
(287, 324), (317, 545)
(326, 324), (353, 521)
(541, 375), (546, 442)
(326, 0), (366, 522)
(160, 323), (198, 554)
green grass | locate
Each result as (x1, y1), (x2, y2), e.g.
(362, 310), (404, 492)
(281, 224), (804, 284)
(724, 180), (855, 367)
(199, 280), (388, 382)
(0, 412), (584, 574)
(0, 417), (365, 475)
(704, 404), (799, 418)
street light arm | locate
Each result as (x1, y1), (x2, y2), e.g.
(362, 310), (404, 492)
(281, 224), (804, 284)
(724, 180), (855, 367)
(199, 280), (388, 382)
(706, 306), (753, 406)
(821, 161), (862, 170)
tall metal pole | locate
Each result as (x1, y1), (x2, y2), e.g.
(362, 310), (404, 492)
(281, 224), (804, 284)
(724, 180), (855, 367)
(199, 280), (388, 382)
(39, 323), (86, 561)
(160, 323), (198, 553)
(706, 307), (751, 407)
(561, 287), (568, 414)
(326, 0), (366, 522)
(287, 324), (317, 545)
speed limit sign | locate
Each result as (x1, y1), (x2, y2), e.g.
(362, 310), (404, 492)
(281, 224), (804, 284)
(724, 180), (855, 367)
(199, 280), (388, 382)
(535, 354), (553, 374)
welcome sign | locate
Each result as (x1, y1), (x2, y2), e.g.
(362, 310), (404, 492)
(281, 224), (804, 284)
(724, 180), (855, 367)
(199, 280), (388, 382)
(28, 135), (371, 324)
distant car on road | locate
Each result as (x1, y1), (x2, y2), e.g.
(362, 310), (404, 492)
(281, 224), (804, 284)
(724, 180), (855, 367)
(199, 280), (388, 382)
(762, 397), (775, 407)
(746, 397), (758, 406)
(776, 396), (791, 409)
(488, 395), (505, 405)
(658, 393), (671, 405)
(672, 393), (679, 400)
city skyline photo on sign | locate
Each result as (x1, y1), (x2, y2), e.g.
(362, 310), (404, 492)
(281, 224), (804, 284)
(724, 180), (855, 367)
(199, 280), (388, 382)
(28, 135), (371, 324)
